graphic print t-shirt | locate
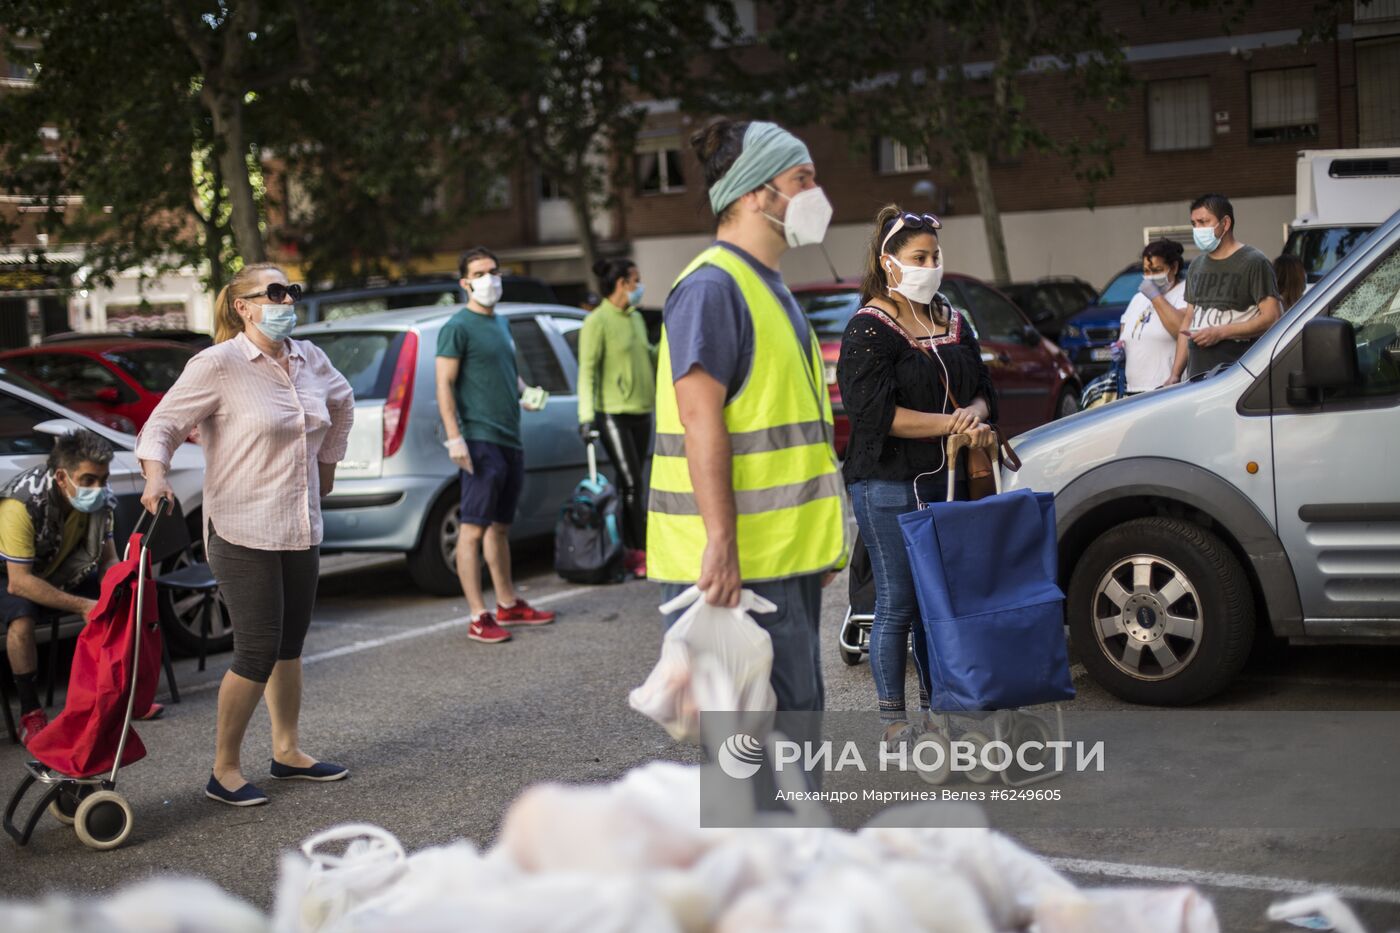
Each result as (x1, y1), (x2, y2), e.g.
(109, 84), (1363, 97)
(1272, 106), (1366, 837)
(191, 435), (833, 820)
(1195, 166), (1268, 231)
(1183, 245), (1281, 336)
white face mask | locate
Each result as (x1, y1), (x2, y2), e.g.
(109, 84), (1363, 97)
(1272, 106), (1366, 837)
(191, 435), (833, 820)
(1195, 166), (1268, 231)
(884, 254), (944, 306)
(470, 273), (503, 307)
(763, 184), (833, 247)
(1145, 271), (1171, 288)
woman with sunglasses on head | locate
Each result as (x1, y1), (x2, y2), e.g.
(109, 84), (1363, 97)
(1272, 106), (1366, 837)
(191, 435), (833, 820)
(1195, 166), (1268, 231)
(836, 204), (997, 744)
(136, 263), (355, 807)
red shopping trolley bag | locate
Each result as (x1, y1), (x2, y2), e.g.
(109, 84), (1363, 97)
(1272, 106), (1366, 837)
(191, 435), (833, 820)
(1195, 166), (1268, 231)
(26, 530), (164, 778)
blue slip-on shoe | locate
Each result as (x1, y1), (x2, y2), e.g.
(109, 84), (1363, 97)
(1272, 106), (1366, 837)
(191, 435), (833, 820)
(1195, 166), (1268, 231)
(205, 774), (269, 807)
(270, 759), (349, 782)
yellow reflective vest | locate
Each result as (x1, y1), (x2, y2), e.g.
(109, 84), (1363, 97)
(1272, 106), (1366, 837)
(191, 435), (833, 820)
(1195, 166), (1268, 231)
(647, 245), (848, 584)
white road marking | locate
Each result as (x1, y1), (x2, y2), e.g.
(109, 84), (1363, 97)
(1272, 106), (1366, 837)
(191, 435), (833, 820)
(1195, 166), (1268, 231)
(177, 586), (593, 696)
(1046, 856), (1400, 906)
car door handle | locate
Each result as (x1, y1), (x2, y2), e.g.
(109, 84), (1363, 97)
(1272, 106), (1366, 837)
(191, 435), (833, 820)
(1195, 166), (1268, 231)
(981, 352), (1011, 364)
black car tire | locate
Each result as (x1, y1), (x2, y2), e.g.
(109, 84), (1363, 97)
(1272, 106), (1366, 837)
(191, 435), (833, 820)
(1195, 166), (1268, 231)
(407, 491), (464, 597)
(1054, 387), (1080, 419)
(158, 542), (235, 656)
(1067, 516), (1254, 706)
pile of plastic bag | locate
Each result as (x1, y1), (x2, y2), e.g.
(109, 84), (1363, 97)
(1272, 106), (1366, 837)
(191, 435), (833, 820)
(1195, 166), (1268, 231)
(14, 758), (1380, 931)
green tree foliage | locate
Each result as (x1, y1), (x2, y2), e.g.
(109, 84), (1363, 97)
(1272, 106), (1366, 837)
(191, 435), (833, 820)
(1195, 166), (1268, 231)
(468, 0), (732, 277)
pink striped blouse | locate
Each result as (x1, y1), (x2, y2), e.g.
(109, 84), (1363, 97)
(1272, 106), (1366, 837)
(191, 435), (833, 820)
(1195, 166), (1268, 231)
(136, 333), (355, 551)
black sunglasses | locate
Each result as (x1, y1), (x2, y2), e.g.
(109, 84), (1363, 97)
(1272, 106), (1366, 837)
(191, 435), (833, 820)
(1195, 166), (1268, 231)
(881, 212), (943, 253)
(241, 282), (303, 303)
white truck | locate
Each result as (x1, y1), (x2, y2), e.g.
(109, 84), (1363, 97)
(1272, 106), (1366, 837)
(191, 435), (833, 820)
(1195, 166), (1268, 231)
(1285, 147), (1400, 283)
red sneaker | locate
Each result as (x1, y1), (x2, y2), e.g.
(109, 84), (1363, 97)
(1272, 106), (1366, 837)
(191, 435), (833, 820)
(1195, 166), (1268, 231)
(467, 613), (512, 643)
(495, 599), (556, 626)
(18, 708), (48, 748)
(627, 549), (647, 579)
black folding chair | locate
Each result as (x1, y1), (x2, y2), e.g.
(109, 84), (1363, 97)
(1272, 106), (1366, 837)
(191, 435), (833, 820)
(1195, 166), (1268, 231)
(121, 498), (224, 674)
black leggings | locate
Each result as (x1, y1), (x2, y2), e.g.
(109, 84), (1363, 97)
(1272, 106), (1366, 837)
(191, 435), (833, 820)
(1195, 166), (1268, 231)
(595, 412), (651, 550)
(207, 525), (320, 684)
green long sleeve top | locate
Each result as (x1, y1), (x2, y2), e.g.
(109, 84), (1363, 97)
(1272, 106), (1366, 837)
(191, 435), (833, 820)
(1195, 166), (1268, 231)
(576, 298), (658, 424)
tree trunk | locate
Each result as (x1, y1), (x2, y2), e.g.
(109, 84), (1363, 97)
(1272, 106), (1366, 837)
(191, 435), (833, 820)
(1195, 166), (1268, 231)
(208, 94), (266, 264)
(967, 149), (1011, 286)
(567, 180), (601, 290)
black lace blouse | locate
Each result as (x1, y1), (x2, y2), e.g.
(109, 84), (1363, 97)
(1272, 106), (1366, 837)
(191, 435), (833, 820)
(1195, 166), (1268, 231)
(837, 298), (998, 485)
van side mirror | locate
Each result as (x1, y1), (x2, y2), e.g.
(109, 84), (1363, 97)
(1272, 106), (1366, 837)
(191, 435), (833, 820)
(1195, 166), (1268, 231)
(1287, 317), (1358, 405)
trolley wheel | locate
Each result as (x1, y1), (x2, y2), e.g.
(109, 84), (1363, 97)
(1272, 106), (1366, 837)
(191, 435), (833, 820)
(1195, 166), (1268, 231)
(48, 784), (93, 826)
(74, 790), (133, 851)
(960, 731), (995, 784)
(1010, 714), (1054, 772)
(913, 731), (952, 786)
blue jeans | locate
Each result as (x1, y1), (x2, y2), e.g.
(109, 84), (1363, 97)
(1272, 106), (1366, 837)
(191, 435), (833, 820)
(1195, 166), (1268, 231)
(849, 477), (958, 722)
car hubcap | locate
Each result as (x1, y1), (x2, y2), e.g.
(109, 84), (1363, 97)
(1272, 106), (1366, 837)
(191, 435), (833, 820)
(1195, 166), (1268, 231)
(1091, 555), (1202, 681)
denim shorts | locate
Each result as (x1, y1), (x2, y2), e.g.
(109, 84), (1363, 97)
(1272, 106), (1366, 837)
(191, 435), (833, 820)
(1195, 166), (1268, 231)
(458, 440), (526, 528)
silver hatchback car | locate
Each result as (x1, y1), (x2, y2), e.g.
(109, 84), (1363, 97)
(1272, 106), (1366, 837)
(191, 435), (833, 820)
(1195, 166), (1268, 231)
(1005, 209), (1400, 705)
(295, 303), (595, 595)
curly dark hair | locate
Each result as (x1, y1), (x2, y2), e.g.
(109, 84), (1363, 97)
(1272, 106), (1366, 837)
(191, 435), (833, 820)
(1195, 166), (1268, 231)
(690, 119), (752, 226)
(48, 429), (114, 475)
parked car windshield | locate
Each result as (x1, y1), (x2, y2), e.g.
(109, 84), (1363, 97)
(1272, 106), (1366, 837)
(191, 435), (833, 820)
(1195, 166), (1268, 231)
(1098, 269), (1141, 305)
(1284, 226), (1376, 283)
(300, 331), (402, 400)
(103, 346), (195, 392)
(796, 291), (862, 341)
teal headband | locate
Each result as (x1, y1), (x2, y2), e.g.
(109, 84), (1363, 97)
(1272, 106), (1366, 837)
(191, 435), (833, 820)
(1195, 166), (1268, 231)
(707, 122), (812, 215)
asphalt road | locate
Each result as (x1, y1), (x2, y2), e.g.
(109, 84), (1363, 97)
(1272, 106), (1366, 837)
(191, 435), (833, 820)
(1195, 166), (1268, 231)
(3, 550), (1399, 932)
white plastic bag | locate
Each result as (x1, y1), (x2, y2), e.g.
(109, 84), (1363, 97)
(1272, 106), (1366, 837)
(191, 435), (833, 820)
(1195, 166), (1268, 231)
(628, 586), (777, 743)
(1034, 886), (1221, 933)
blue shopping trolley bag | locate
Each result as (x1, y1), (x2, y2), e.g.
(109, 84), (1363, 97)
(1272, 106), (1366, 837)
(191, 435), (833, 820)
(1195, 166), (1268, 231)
(897, 437), (1075, 712)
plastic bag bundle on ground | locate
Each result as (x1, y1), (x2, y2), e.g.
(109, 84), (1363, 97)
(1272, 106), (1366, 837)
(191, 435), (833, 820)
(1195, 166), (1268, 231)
(628, 587), (777, 743)
(0, 877), (266, 933)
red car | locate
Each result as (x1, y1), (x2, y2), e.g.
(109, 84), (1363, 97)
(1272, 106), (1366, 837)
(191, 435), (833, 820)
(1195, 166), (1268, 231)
(0, 338), (197, 434)
(793, 274), (1081, 457)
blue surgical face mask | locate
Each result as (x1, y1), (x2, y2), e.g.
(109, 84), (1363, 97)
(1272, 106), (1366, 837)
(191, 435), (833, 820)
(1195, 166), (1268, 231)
(1192, 222), (1222, 254)
(628, 283), (645, 306)
(254, 303), (298, 341)
(66, 480), (107, 514)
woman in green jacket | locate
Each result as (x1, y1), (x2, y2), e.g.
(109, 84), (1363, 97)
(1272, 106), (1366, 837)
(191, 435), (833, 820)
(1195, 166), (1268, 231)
(578, 258), (656, 576)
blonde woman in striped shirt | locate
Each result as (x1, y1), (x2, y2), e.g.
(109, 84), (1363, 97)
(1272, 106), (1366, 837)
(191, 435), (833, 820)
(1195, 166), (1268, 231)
(137, 263), (355, 807)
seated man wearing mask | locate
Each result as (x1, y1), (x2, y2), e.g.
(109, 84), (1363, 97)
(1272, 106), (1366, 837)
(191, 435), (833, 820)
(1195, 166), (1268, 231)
(0, 429), (120, 746)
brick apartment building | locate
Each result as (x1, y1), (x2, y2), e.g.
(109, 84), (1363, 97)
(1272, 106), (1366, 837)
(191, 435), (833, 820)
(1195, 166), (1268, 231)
(384, 0), (1400, 303)
(3, 0), (1399, 338)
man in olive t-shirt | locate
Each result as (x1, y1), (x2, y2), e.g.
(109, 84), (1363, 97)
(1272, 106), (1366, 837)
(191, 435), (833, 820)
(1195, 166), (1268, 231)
(1174, 193), (1283, 379)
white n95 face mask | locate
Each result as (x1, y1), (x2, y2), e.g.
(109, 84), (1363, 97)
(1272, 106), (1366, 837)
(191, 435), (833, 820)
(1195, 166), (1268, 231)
(885, 254), (944, 306)
(470, 273), (503, 307)
(764, 185), (833, 247)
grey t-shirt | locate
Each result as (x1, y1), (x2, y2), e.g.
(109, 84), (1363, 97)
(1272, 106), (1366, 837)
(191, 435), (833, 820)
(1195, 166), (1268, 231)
(662, 241), (812, 399)
(1183, 244), (1281, 375)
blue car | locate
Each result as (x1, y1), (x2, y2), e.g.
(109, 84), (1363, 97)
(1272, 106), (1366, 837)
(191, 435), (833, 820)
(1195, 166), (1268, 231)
(1057, 265), (1142, 380)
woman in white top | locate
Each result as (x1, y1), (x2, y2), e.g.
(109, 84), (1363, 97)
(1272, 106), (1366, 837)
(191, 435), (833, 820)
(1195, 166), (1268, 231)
(1120, 239), (1189, 393)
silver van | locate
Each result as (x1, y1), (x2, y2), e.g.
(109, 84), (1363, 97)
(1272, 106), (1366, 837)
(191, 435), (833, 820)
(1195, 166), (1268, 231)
(1005, 210), (1400, 705)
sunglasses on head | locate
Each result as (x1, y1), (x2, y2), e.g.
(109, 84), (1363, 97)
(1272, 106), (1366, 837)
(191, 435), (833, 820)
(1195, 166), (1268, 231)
(881, 211), (942, 254)
(241, 282), (303, 303)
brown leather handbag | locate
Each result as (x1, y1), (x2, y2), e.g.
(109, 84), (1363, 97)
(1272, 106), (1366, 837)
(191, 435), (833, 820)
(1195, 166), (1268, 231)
(931, 370), (1022, 501)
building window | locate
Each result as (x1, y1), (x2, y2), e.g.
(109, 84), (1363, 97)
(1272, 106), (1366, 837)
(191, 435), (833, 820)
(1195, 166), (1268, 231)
(1358, 37), (1400, 146)
(876, 137), (930, 174)
(1250, 67), (1319, 143)
(1147, 77), (1212, 152)
(1355, 0), (1400, 26)
(636, 141), (686, 195)
(539, 173), (566, 202)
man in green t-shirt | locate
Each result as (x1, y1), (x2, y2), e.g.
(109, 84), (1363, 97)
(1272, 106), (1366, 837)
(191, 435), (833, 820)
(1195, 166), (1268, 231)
(435, 247), (556, 645)
(1172, 193), (1284, 380)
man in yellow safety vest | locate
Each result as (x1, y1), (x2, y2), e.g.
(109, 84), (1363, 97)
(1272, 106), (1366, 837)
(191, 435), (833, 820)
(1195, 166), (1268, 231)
(648, 119), (847, 714)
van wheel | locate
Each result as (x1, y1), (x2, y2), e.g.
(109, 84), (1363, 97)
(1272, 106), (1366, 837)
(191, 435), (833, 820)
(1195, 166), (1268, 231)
(1067, 517), (1254, 705)
(407, 492), (464, 597)
(1055, 387), (1080, 419)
